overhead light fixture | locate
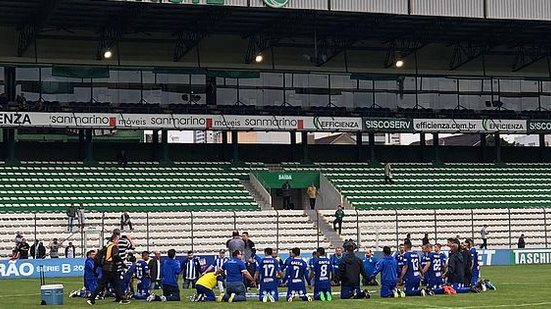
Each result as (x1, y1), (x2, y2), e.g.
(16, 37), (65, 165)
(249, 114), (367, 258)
(255, 54), (264, 63)
(103, 50), (113, 59)
(395, 59), (405, 68)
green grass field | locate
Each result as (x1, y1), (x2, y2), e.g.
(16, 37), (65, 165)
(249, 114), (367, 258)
(0, 265), (550, 308)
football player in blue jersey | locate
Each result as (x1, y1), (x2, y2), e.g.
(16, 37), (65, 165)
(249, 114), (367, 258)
(311, 247), (333, 301)
(285, 247), (312, 302)
(399, 243), (427, 296)
(134, 251), (151, 300)
(370, 246), (399, 298)
(254, 248), (282, 302)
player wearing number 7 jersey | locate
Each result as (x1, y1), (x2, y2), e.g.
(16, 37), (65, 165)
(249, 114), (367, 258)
(311, 247), (333, 301)
(284, 248), (313, 302)
(254, 248), (283, 302)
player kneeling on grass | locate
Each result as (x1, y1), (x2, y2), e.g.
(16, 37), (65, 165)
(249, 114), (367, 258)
(221, 250), (255, 302)
(399, 242), (429, 296)
(369, 246), (400, 298)
(420, 244), (445, 295)
(254, 247), (282, 302)
(311, 247), (333, 301)
(147, 249), (181, 302)
(133, 251), (151, 300)
(191, 270), (224, 302)
(338, 239), (370, 299)
(285, 247), (313, 302)
(70, 250), (100, 298)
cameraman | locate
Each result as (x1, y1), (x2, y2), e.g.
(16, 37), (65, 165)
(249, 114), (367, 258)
(338, 240), (370, 299)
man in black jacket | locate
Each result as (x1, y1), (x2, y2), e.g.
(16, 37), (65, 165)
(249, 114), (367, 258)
(445, 238), (464, 285)
(148, 251), (162, 290)
(461, 242), (473, 286)
(36, 241), (46, 259)
(338, 239), (370, 299)
(87, 234), (129, 305)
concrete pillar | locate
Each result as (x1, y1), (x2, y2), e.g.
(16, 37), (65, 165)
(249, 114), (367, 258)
(480, 134), (487, 162)
(495, 133), (502, 163)
(290, 131), (297, 161)
(161, 129), (169, 163)
(433, 133), (440, 163)
(4, 66), (16, 101)
(231, 131), (239, 162)
(6, 129), (16, 163)
(420, 133), (426, 162)
(540, 134), (546, 162)
(84, 129), (94, 163)
(301, 131), (309, 163)
(356, 132), (363, 161)
(152, 130), (159, 161)
(368, 132), (376, 164)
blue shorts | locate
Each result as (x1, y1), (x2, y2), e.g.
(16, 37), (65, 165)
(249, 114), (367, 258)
(84, 279), (97, 293)
(313, 283), (331, 300)
(404, 277), (422, 296)
(287, 281), (307, 300)
(137, 279), (151, 293)
(380, 281), (397, 298)
(197, 284), (216, 301)
(259, 283), (279, 301)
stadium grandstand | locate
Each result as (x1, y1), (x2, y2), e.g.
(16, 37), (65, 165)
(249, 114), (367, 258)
(0, 0), (550, 283)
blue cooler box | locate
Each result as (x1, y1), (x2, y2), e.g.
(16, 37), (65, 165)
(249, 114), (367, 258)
(41, 284), (64, 305)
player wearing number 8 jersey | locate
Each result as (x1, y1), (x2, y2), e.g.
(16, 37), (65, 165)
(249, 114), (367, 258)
(311, 247), (333, 301)
(254, 248), (282, 302)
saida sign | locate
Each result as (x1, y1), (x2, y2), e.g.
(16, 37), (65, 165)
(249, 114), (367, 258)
(264, 0), (289, 8)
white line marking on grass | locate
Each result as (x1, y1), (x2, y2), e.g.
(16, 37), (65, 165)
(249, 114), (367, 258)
(370, 300), (441, 308)
(0, 293), (39, 298)
(441, 302), (551, 309)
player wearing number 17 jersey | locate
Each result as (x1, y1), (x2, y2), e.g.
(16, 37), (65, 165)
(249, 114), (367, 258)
(254, 248), (282, 302)
(311, 247), (333, 301)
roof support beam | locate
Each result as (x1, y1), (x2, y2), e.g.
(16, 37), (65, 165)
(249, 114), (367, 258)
(384, 39), (426, 68)
(512, 43), (550, 72)
(449, 41), (493, 70)
(95, 3), (147, 60)
(173, 8), (227, 62)
(17, 0), (63, 57)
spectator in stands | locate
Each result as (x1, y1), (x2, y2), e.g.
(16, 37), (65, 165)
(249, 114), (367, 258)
(384, 163), (394, 184)
(333, 205), (344, 235)
(148, 251), (162, 290)
(242, 232), (256, 262)
(120, 212), (134, 231)
(16, 93), (27, 110)
(36, 241), (46, 259)
(183, 250), (201, 289)
(66, 204), (77, 233)
(480, 225), (489, 249)
(117, 150), (128, 165)
(15, 231), (23, 247)
(65, 241), (76, 258)
(362, 248), (379, 286)
(404, 233), (412, 247)
(422, 233), (430, 246)
(30, 240), (38, 259)
(281, 181), (292, 210)
(49, 238), (64, 258)
(518, 234), (526, 248)
(307, 183), (318, 210)
(227, 231), (245, 259)
(77, 203), (85, 231)
(18, 238), (30, 259)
